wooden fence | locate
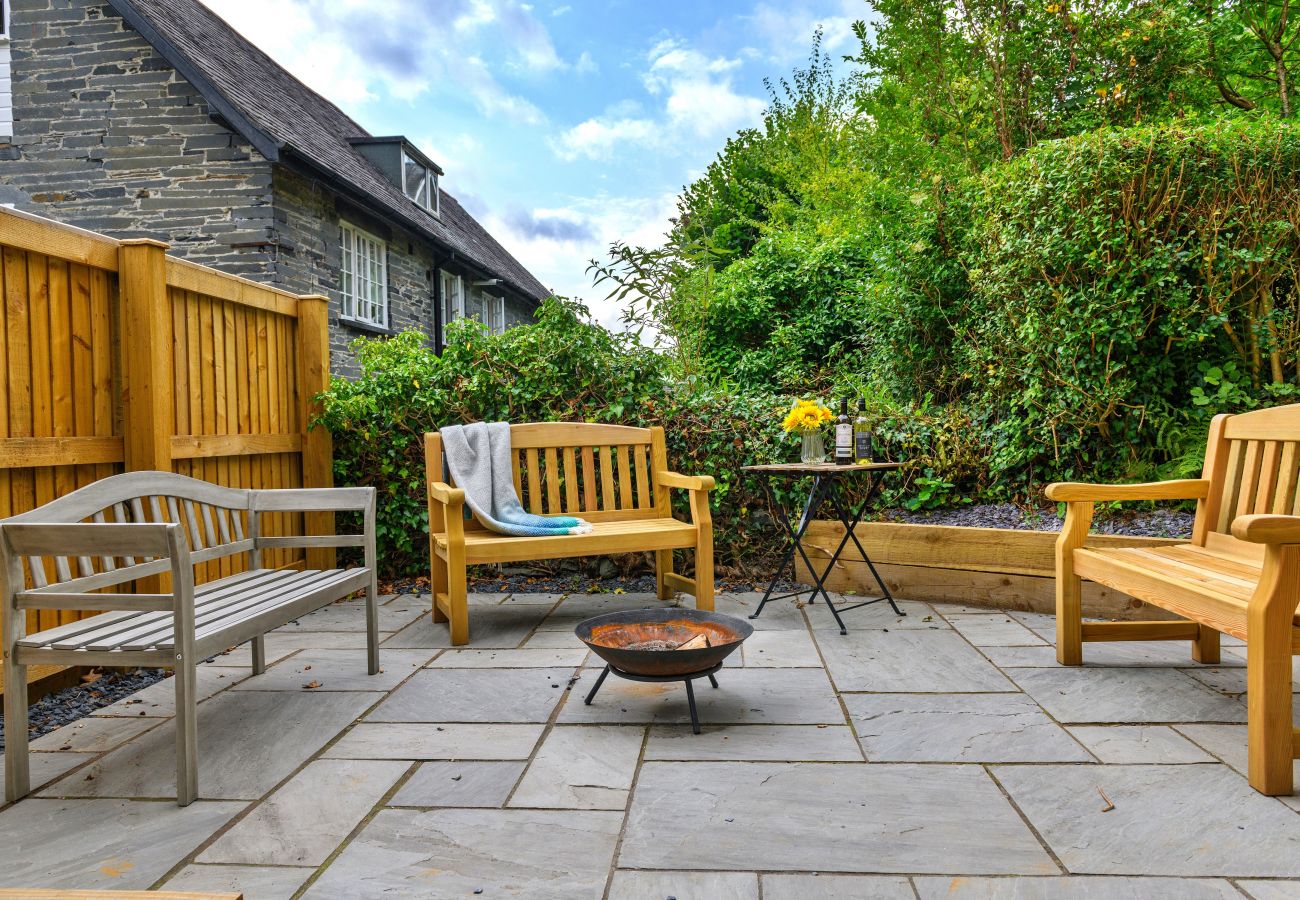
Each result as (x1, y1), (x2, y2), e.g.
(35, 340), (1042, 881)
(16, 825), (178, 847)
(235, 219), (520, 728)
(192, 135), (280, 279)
(0, 206), (333, 657)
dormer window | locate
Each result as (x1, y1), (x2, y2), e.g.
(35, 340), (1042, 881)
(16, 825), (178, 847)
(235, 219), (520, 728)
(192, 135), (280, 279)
(403, 150), (439, 215)
(349, 136), (443, 219)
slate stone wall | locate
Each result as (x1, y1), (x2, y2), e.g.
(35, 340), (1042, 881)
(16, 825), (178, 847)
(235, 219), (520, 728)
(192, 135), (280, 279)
(0, 0), (277, 281)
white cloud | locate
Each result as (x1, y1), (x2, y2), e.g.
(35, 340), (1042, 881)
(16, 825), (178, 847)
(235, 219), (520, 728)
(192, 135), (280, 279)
(550, 38), (764, 162)
(744, 0), (868, 64)
(200, 0), (556, 123)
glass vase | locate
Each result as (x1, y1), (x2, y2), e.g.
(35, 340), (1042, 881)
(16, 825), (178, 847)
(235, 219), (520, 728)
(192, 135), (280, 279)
(800, 431), (825, 464)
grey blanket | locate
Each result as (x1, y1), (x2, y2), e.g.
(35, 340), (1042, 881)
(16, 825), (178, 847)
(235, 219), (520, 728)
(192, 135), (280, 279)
(440, 422), (592, 537)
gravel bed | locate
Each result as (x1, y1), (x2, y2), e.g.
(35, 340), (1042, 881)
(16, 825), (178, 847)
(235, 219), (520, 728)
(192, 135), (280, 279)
(878, 503), (1194, 538)
(0, 668), (166, 751)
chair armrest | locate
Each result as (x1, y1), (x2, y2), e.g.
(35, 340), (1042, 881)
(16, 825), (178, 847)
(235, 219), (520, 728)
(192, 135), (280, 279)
(1045, 479), (1209, 502)
(1231, 514), (1300, 544)
(657, 471), (715, 492)
(429, 481), (466, 507)
(251, 487), (375, 512)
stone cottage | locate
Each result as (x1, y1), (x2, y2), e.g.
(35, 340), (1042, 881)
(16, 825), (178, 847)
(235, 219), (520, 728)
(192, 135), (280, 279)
(0, 0), (549, 374)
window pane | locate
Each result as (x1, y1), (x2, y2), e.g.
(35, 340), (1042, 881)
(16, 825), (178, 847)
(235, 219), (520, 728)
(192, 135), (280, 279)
(404, 155), (427, 208)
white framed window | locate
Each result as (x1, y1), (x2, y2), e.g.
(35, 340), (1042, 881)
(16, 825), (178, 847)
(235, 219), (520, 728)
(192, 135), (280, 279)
(1, 0), (12, 140)
(441, 270), (463, 342)
(340, 221), (388, 328)
(487, 295), (505, 334)
(402, 149), (440, 217)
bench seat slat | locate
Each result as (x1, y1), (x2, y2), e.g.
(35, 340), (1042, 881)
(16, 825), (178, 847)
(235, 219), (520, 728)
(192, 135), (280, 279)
(21, 569), (358, 653)
(23, 569), (298, 651)
(434, 518), (697, 565)
(56, 570), (328, 652)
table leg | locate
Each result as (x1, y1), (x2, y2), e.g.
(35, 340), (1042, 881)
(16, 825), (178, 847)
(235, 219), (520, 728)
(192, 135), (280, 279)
(750, 475), (833, 620)
(826, 476), (906, 617)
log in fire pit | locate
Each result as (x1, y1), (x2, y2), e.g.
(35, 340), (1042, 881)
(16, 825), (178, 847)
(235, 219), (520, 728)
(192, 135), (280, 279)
(575, 608), (753, 733)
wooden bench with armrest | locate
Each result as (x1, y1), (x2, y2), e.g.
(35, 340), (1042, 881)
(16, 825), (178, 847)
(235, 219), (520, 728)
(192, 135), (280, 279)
(2, 471), (378, 807)
(425, 423), (714, 645)
(1049, 404), (1300, 795)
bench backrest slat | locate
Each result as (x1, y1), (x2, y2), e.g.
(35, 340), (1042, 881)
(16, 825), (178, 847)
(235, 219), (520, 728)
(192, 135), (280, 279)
(1196, 405), (1300, 559)
(426, 423), (669, 531)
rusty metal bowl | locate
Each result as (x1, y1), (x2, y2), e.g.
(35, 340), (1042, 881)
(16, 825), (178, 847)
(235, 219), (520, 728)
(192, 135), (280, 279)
(575, 608), (753, 677)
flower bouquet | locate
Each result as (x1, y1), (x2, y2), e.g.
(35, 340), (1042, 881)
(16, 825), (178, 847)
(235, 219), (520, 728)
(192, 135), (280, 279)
(781, 398), (833, 464)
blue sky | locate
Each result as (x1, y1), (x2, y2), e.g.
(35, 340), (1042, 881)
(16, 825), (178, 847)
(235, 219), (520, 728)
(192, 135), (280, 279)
(202, 0), (869, 327)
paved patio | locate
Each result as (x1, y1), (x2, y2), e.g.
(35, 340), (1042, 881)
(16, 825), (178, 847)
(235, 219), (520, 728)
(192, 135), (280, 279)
(2, 590), (1299, 899)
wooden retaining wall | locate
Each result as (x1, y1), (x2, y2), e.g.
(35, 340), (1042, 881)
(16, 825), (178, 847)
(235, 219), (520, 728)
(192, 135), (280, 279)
(0, 207), (333, 692)
(795, 521), (1182, 619)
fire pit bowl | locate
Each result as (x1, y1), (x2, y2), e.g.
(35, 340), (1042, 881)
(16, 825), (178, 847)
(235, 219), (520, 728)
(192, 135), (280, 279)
(575, 608), (753, 677)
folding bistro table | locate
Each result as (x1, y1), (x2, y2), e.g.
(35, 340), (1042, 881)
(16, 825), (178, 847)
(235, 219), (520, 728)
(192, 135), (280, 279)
(743, 461), (905, 634)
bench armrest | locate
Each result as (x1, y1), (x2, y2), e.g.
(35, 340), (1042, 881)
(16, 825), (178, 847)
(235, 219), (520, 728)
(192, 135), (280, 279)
(429, 481), (466, 507)
(251, 487), (375, 512)
(0, 522), (178, 558)
(1045, 479), (1209, 502)
(1231, 514), (1300, 544)
(656, 471), (715, 492)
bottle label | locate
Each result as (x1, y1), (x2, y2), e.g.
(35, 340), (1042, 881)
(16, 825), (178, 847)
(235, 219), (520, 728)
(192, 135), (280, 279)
(856, 431), (871, 460)
(835, 424), (853, 457)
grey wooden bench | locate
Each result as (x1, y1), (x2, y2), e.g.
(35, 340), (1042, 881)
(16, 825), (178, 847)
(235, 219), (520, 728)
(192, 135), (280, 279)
(1, 471), (377, 806)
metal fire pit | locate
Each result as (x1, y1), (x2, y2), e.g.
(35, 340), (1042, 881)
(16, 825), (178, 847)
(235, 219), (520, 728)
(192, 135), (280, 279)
(575, 608), (753, 733)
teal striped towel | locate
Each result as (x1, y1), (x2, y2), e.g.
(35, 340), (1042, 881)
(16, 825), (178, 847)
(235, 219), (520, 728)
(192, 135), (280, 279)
(441, 422), (593, 537)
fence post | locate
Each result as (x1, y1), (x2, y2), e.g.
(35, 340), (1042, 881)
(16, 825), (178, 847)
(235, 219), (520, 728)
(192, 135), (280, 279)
(297, 294), (335, 569)
(119, 239), (173, 474)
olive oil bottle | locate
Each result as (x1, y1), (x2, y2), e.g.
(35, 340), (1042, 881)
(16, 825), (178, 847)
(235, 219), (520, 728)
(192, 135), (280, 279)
(854, 399), (872, 464)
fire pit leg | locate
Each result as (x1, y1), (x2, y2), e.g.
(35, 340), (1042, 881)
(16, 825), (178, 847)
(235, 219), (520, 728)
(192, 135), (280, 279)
(707, 673), (719, 689)
(584, 665), (611, 706)
(685, 678), (702, 734)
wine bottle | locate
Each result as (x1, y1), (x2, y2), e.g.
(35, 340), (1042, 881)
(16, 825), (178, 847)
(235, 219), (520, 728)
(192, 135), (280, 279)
(854, 399), (872, 464)
(835, 398), (853, 465)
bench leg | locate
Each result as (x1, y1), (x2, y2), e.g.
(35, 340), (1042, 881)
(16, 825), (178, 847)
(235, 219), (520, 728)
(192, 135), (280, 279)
(174, 656), (198, 806)
(430, 552), (449, 625)
(1246, 623), (1295, 796)
(366, 568), (380, 676)
(694, 534), (714, 613)
(251, 636), (266, 676)
(1054, 502), (1091, 666)
(446, 544), (469, 646)
(655, 550), (674, 601)
(3, 652), (30, 804)
(1192, 624), (1220, 664)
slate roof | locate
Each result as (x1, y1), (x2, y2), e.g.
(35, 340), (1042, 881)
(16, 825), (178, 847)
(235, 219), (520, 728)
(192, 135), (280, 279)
(107, 0), (550, 303)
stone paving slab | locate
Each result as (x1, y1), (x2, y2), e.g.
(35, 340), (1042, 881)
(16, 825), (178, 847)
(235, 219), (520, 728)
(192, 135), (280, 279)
(90, 666), (249, 717)
(323, 723), (544, 760)
(382, 604), (549, 648)
(816, 628), (1016, 692)
(994, 763), (1300, 876)
(303, 808), (622, 899)
(277, 597), (425, 633)
(510, 724), (643, 810)
(741, 630), (821, 666)
(1066, 725), (1216, 764)
(608, 870), (759, 899)
(264, 630), (377, 652)
(199, 758), (409, 866)
(945, 613), (1048, 646)
(644, 724), (863, 761)
(1009, 668), (1249, 723)
(427, 647), (589, 667)
(845, 693), (1092, 763)
(712, 593), (810, 630)
(1175, 723), (1300, 807)
(31, 714), (163, 753)
(981, 643), (1245, 668)
(0, 798), (245, 890)
(911, 876), (1244, 898)
(231, 648), (433, 693)
(46, 690), (383, 801)
(813, 596), (944, 630)
(620, 761), (1057, 874)
(163, 864), (316, 900)
(389, 761), (526, 807)
(1238, 881), (1300, 899)
(0, 752), (97, 794)
(367, 668), (574, 722)
(539, 593), (677, 628)
(200, 639), (298, 668)
(761, 874), (914, 899)
(523, 628), (593, 648)
(557, 667), (845, 725)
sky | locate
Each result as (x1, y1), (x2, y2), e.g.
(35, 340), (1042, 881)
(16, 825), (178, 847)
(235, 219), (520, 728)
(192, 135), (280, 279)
(201, 0), (870, 329)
